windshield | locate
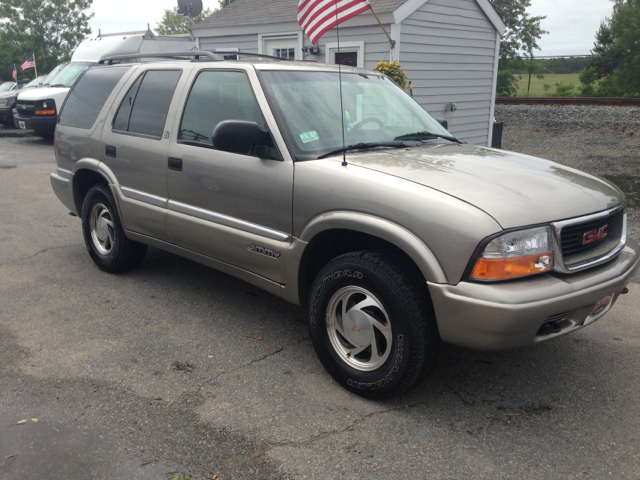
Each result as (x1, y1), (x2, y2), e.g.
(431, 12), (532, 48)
(260, 71), (453, 160)
(0, 82), (15, 93)
(42, 64), (67, 86)
(45, 63), (91, 88)
(24, 76), (44, 89)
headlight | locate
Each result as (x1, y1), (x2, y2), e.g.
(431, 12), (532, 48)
(471, 226), (553, 281)
(0, 98), (9, 106)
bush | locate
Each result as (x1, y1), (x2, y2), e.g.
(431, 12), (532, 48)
(550, 82), (576, 97)
(496, 70), (518, 97)
(373, 60), (408, 89)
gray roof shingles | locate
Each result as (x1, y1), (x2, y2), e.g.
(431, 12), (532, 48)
(193, 0), (408, 29)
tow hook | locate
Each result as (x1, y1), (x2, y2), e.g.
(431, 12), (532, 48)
(621, 287), (629, 295)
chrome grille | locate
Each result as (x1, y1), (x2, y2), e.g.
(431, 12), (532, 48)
(552, 204), (627, 273)
(560, 211), (622, 256)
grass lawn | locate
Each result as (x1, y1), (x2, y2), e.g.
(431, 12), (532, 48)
(514, 73), (581, 97)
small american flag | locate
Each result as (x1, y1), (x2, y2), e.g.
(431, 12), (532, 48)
(298, 0), (371, 45)
(21, 55), (36, 71)
(12, 64), (17, 81)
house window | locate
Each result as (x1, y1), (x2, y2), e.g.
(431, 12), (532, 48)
(262, 36), (299, 60)
(335, 51), (359, 67)
(273, 48), (296, 59)
(325, 41), (365, 69)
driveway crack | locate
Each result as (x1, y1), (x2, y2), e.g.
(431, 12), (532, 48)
(271, 401), (428, 448)
(215, 336), (310, 379)
(0, 243), (83, 267)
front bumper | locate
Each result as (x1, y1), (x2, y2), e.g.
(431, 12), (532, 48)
(0, 106), (14, 124)
(13, 112), (57, 134)
(429, 238), (640, 351)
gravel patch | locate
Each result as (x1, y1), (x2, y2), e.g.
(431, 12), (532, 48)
(495, 105), (640, 246)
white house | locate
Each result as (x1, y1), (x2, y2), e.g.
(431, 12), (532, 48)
(190, 0), (506, 146)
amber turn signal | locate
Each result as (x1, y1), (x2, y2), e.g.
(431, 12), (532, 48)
(35, 110), (56, 115)
(471, 253), (553, 280)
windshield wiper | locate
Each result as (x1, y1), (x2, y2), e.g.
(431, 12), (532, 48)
(317, 141), (407, 159)
(48, 84), (66, 88)
(394, 131), (463, 144)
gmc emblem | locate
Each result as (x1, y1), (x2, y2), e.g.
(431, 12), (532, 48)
(583, 225), (609, 245)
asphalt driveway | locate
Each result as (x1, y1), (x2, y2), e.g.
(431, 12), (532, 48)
(1, 130), (639, 479)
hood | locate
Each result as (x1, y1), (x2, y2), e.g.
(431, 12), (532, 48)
(17, 86), (70, 101)
(347, 144), (624, 229)
(0, 90), (17, 101)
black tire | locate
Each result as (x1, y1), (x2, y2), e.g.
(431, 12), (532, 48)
(308, 251), (440, 398)
(81, 184), (147, 273)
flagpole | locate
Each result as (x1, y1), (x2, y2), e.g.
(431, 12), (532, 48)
(369, 4), (395, 49)
(33, 54), (38, 78)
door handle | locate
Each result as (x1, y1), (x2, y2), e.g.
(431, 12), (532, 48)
(168, 157), (183, 172)
(105, 145), (116, 158)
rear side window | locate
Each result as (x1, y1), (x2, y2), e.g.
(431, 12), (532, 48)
(58, 66), (130, 129)
(113, 70), (182, 138)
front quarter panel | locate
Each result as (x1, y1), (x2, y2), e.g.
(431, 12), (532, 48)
(293, 159), (502, 284)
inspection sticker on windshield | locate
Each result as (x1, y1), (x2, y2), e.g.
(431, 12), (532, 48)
(300, 130), (320, 144)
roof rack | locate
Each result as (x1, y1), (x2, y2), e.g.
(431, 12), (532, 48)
(98, 50), (302, 65)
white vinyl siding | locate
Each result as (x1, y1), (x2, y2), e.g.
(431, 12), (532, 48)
(199, 34), (259, 54)
(400, 0), (498, 145)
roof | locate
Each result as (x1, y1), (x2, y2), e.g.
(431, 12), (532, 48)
(193, 0), (407, 29)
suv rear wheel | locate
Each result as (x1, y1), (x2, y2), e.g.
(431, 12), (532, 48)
(308, 251), (440, 398)
(81, 184), (147, 272)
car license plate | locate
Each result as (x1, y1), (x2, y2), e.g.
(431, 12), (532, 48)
(584, 293), (614, 325)
(19, 121), (26, 129)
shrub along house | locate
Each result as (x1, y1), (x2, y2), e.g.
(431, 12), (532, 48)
(190, 0), (506, 146)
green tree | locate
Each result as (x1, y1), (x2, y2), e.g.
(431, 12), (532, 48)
(587, 19), (619, 78)
(521, 55), (549, 94)
(586, 0), (640, 97)
(218, 0), (236, 7)
(490, 0), (548, 97)
(578, 66), (599, 97)
(0, 0), (93, 80)
(155, 6), (214, 36)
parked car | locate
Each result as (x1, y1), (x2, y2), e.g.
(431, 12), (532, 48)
(0, 76), (45, 126)
(14, 28), (194, 139)
(50, 54), (640, 398)
(0, 81), (17, 93)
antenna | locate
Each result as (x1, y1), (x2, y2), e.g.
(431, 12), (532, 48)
(334, 0), (347, 167)
(177, 0), (203, 26)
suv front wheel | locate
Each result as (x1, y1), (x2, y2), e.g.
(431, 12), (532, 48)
(308, 252), (440, 398)
(81, 184), (147, 273)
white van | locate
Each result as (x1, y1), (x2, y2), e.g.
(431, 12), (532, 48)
(13, 28), (195, 138)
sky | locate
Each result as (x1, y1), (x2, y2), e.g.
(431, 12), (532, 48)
(88, 0), (614, 56)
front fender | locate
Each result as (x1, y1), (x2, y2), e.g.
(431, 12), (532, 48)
(300, 211), (448, 283)
(281, 211), (449, 305)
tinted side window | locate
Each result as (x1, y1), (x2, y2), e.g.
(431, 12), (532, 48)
(59, 66), (130, 129)
(179, 71), (266, 146)
(113, 75), (143, 132)
(114, 70), (181, 138)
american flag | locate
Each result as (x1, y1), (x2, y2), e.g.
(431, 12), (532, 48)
(12, 64), (17, 81)
(21, 55), (36, 71)
(298, 0), (371, 45)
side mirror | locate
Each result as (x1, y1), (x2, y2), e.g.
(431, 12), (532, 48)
(436, 118), (449, 130)
(212, 120), (271, 156)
